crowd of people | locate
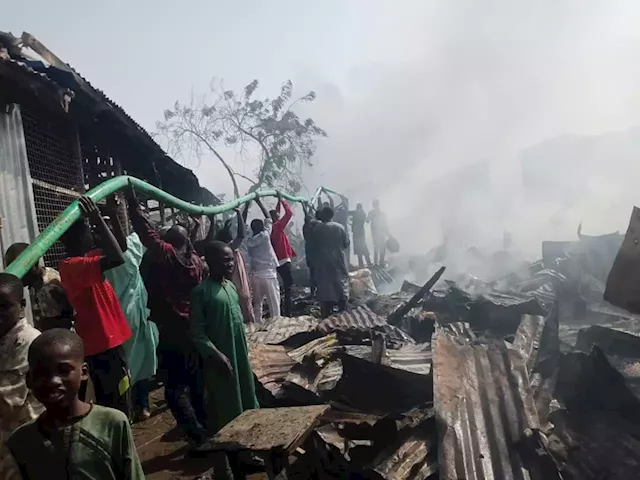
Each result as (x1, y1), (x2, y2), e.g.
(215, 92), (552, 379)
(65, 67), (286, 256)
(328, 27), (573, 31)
(0, 186), (388, 479)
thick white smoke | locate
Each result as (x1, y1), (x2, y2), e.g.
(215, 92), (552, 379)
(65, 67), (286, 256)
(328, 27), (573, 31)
(296, 0), (640, 263)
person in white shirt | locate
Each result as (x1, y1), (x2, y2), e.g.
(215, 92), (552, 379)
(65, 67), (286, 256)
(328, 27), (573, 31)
(245, 198), (281, 321)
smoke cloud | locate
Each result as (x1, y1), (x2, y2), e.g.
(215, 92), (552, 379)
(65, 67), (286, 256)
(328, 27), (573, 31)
(296, 0), (640, 262)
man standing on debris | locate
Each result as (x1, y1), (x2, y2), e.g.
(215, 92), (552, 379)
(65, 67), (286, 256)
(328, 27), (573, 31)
(312, 206), (351, 318)
(368, 199), (388, 266)
(349, 203), (371, 269)
(246, 198), (281, 320)
(126, 186), (208, 445)
(269, 193), (295, 317)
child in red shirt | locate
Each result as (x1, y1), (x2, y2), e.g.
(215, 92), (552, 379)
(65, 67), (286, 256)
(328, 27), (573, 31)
(59, 196), (132, 418)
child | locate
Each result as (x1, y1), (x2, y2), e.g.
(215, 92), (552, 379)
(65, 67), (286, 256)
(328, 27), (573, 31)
(0, 273), (43, 479)
(7, 329), (145, 479)
(103, 197), (159, 421)
(245, 198), (281, 320)
(191, 241), (259, 430)
(59, 196), (132, 417)
(190, 241), (259, 478)
(4, 243), (73, 330)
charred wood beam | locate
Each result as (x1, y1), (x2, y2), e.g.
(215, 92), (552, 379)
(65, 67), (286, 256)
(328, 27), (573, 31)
(388, 266), (446, 326)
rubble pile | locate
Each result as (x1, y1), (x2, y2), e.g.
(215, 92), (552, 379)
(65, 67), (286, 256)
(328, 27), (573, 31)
(243, 220), (640, 479)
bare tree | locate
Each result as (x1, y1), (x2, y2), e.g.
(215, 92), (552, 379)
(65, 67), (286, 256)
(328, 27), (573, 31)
(156, 79), (327, 197)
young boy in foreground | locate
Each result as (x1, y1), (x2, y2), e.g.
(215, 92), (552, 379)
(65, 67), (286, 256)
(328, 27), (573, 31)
(8, 328), (145, 479)
(0, 273), (43, 479)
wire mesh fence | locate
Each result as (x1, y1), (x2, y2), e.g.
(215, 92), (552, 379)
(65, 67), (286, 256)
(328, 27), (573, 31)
(21, 105), (84, 267)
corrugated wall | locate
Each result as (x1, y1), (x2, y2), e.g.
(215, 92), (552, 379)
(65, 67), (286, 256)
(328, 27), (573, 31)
(0, 106), (40, 269)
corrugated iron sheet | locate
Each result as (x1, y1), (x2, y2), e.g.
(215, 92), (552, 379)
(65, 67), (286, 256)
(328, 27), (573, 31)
(318, 306), (416, 346)
(433, 327), (543, 480)
(248, 344), (295, 397)
(547, 410), (640, 480)
(245, 315), (319, 345)
(575, 325), (640, 401)
(318, 306), (388, 333)
(288, 334), (340, 363)
(343, 344), (432, 376)
(387, 343), (432, 376)
(286, 334), (432, 376)
(0, 105), (40, 270)
(370, 428), (437, 480)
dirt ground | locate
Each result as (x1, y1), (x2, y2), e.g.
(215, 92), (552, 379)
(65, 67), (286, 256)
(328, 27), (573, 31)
(133, 388), (266, 480)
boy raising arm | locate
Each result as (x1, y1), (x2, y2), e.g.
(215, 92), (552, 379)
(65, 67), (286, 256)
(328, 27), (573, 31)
(59, 196), (132, 417)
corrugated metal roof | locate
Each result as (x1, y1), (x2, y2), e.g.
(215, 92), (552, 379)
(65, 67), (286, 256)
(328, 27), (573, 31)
(0, 105), (40, 322)
(0, 105), (40, 266)
(1, 53), (217, 203)
(433, 326), (542, 480)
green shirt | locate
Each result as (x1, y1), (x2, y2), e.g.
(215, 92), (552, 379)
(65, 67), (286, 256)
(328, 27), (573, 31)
(8, 404), (145, 479)
(190, 279), (259, 431)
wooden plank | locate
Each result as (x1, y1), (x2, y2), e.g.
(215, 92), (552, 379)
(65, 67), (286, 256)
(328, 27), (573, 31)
(205, 405), (329, 454)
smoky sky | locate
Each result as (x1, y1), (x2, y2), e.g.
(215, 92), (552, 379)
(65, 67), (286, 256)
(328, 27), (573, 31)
(299, 0), (640, 257)
(6, 0), (640, 258)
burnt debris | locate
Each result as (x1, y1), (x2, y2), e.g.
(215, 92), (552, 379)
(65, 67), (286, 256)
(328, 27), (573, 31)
(235, 216), (640, 479)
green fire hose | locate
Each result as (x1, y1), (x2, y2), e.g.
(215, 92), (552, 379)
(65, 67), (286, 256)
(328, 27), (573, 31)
(4, 175), (338, 279)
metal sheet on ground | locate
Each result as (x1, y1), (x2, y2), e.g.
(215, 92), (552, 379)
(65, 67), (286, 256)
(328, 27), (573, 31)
(433, 328), (542, 480)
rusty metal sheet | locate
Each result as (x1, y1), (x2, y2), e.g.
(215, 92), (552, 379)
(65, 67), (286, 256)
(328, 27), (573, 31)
(574, 326), (640, 402)
(344, 343), (432, 376)
(287, 334), (340, 363)
(548, 348), (640, 479)
(433, 327), (543, 480)
(317, 306), (388, 333)
(547, 410), (640, 480)
(328, 354), (432, 415)
(318, 306), (416, 346)
(248, 344), (295, 397)
(284, 360), (343, 397)
(369, 429), (437, 480)
(245, 315), (319, 345)
(513, 314), (546, 373)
